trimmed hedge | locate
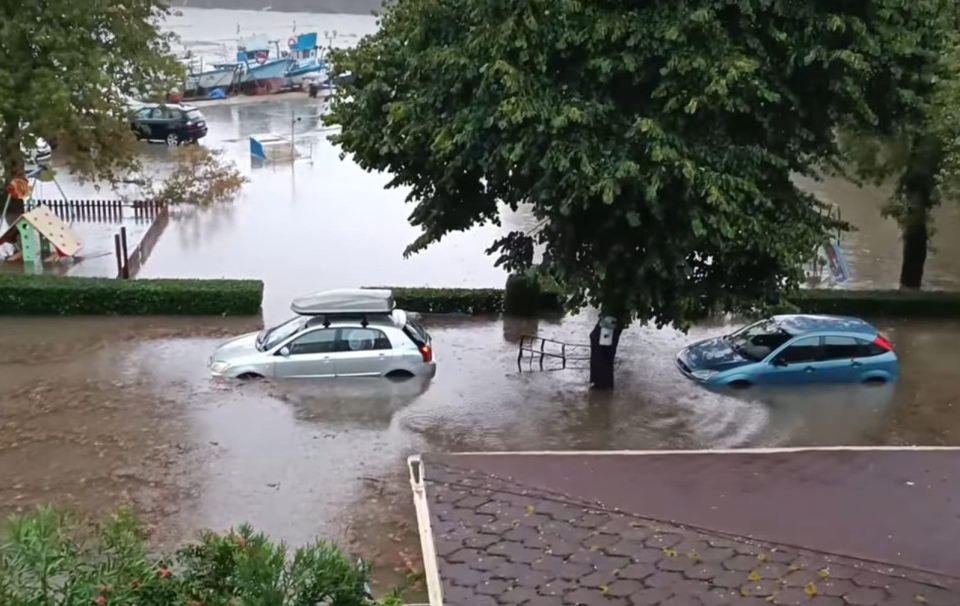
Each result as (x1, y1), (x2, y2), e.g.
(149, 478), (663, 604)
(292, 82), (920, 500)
(378, 286), (960, 318)
(0, 275), (263, 316)
(791, 288), (960, 318)
(380, 286), (563, 314)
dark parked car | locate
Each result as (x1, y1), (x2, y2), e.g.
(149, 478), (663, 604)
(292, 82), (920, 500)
(131, 103), (207, 145)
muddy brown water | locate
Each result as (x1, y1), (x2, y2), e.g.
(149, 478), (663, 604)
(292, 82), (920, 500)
(2, 313), (960, 597)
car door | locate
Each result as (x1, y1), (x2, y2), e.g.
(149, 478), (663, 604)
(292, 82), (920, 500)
(273, 328), (339, 379)
(818, 335), (866, 383)
(759, 336), (824, 385)
(334, 327), (394, 377)
(134, 107), (156, 139)
(156, 106), (177, 141)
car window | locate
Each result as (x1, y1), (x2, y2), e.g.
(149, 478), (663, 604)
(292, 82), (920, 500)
(136, 107), (154, 119)
(340, 327), (391, 352)
(260, 316), (306, 350)
(404, 317), (430, 346)
(186, 109), (204, 121)
(287, 328), (338, 355)
(822, 336), (862, 360)
(860, 339), (888, 357)
(777, 336), (822, 364)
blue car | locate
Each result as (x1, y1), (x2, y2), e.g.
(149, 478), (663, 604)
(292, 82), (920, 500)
(676, 314), (899, 388)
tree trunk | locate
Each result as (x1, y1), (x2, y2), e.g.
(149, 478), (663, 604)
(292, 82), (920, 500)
(899, 218), (928, 290)
(0, 122), (26, 185)
(589, 320), (624, 390)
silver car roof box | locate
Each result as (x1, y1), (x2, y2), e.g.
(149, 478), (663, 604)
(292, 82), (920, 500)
(291, 288), (395, 316)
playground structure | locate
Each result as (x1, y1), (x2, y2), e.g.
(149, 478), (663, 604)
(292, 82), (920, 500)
(248, 132), (313, 164)
(1, 168), (83, 272)
(806, 203), (852, 286)
(248, 103), (335, 167)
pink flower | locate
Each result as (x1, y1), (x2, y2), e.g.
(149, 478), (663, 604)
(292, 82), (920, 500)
(95, 596), (107, 605)
(158, 568), (171, 579)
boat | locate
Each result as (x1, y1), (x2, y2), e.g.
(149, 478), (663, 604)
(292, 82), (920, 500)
(184, 61), (243, 97)
(282, 33), (330, 89)
(235, 35), (296, 95)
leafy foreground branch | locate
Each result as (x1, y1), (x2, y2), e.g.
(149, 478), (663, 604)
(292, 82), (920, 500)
(0, 507), (401, 606)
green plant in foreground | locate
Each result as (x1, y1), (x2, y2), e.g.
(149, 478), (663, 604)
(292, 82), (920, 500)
(0, 507), (390, 605)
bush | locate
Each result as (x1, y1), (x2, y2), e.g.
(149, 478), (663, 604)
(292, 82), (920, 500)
(0, 507), (396, 606)
(377, 286), (960, 318)
(503, 273), (542, 317)
(382, 286), (563, 314)
(791, 289), (960, 318)
(0, 275), (263, 316)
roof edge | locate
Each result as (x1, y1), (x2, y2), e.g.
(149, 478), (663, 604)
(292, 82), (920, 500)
(408, 455), (444, 606)
(443, 445), (960, 457)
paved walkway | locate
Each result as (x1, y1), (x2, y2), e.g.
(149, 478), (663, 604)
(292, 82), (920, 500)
(417, 450), (960, 605)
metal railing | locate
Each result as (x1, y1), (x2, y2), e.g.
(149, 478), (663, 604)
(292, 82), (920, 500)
(517, 335), (590, 372)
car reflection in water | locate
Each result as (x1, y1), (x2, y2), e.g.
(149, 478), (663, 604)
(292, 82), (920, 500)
(711, 381), (898, 446)
(264, 374), (432, 430)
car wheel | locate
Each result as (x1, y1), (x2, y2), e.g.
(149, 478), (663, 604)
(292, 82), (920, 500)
(237, 372), (264, 381)
(863, 377), (887, 386)
(385, 370), (415, 381)
(166, 133), (180, 146)
(728, 380), (752, 390)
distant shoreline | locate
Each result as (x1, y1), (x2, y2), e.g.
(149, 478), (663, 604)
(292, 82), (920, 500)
(172, 0), (383, 15)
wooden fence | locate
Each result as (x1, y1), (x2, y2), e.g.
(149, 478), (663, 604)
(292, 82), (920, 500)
(120, 203), (170, 279)
(35, 198), (165, 224)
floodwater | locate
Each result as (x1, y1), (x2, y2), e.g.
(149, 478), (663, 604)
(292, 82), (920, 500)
(2, 312), (960, 597)
(4, 6), (960, 599)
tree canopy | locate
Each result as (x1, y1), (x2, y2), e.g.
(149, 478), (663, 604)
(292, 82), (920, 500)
(0, 0), (182, 184)
(328, 0), (949, 327)
(839, 8), (960, 289)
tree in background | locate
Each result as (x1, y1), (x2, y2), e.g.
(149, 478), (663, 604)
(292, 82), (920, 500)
(839, 10), (960, 290)
(0, 0), (181, 184)
(328, 0), (949, 388)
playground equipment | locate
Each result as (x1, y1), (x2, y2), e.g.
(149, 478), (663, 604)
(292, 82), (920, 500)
(0, 205), (83, 267)
(806, 204), (852, 286)
(248, 133), (312, 164)
(1, 167), (81, 273)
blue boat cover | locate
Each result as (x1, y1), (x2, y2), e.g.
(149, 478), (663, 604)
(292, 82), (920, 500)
(290, 32), (318, 52)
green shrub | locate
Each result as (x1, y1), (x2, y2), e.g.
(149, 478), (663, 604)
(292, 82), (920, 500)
(0, 507), (393, 606)
(503, 273), (542, 317)
(0, 275), (263, 316)
(374, 286), (562, 314)
(791, 289), (960, 318)
(376, 285), (960, 318)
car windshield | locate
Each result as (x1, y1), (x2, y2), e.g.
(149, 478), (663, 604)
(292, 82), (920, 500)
(257, 316), (306, 351)
(725, 319), (792, 362)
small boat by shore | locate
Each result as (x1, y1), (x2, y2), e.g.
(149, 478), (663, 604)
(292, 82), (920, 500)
(235, 35), (296, 95)
(185, 63), (243, 97)
(282, 33), (330, 89)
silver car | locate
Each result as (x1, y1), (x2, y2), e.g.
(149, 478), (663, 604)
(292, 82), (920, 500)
(208, 289), (436, 380)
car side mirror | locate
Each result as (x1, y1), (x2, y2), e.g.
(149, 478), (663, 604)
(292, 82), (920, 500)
(278, 346), (291, 357)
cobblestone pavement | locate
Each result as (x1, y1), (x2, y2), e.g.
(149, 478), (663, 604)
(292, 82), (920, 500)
(420, 458), (960, 606)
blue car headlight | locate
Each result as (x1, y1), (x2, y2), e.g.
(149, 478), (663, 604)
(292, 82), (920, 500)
(691, 369), (719, 381)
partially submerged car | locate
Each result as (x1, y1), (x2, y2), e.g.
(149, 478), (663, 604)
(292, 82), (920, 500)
(208, 288), (435, 380)
(676, 314), (899, 388)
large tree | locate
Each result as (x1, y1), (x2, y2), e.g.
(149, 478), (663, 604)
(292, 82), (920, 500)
(328, 0), (948, 388)
(0, 0), (182, 184)
(839, 13), (960, 290)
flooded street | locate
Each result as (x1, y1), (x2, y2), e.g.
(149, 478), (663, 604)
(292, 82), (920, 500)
(3, 312), (960, 596)
(3, 6), (960, 600)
